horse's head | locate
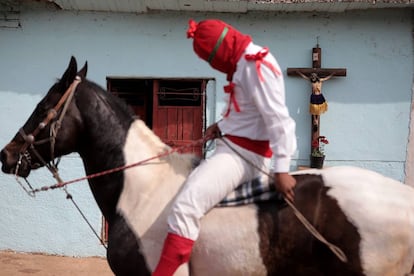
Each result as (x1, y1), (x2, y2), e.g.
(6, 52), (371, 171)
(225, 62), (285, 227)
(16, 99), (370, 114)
(1, 56), (87, 177)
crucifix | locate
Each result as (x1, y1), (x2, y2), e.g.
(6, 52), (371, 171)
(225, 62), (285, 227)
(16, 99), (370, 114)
(287, 41), (347, 157)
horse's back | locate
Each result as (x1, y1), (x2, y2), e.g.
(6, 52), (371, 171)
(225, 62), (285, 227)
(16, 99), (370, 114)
(319, 166), (414, 275)
(296, 166), (414, 275)
(192, 166), (414, 275)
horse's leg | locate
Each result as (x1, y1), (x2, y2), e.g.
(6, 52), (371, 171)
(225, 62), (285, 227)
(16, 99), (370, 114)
(107, 214), (151, 276)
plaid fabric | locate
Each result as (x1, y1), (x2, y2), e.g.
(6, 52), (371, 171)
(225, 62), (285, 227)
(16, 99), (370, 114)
(217, 175), (284, 207)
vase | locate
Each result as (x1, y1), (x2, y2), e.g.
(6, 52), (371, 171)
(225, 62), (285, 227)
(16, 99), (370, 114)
(310, 155), (325, 169)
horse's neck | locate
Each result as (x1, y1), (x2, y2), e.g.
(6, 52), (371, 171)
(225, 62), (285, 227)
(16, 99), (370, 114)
(77, 89), (133, 161)
(116, 119), (194, 237)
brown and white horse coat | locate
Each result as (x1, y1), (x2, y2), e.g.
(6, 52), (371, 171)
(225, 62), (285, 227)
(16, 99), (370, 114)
(120, 119), (414, 276)
(2, 57), (414, 275)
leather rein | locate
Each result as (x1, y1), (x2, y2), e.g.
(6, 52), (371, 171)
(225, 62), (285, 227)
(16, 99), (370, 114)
(11, 78), (347, 260)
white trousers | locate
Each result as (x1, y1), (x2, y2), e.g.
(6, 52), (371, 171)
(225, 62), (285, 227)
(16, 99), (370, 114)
(167, 138), (271, 240)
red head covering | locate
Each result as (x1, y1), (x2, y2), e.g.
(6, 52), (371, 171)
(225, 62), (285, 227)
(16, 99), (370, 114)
(187, 19), (252, 81)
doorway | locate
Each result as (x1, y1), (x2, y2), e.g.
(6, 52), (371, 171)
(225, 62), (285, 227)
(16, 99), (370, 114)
(107, 77), (211, 157)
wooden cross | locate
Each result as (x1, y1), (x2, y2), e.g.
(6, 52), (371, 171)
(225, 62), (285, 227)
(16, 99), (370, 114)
(287, 44), (347, 156)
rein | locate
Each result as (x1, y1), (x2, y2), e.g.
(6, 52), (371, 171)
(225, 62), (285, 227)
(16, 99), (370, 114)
(11, 74), (211, 250)
(13, 83), (346, 261)
(22, 130), (347, 263)
(21, 136), (213, 194)
(14, 135), (212, 249)
(219, 137), (348, 263)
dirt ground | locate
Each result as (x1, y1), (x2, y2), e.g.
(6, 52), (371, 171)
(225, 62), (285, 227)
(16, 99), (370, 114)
(0, 250), (113, 276)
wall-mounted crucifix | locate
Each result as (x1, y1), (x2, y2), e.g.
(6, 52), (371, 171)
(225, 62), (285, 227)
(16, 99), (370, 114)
(287, 42), (347, 158)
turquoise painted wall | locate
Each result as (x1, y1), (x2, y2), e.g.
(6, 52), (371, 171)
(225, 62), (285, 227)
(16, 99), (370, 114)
(0, 2), (412, 257)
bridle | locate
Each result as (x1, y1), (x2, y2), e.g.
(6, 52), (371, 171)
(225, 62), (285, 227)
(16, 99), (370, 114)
(12, 75), (109, 248)
(15, 75), (81, 196)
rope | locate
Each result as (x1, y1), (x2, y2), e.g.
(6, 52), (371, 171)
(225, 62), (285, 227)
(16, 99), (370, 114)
(27, 136), (212, 194)
(17, 129), (347, 261)
(63, 187), (108, 249)
(219, 137), (348, 263)
(14, 135), (215, 251)
(51, 163), (108, 249)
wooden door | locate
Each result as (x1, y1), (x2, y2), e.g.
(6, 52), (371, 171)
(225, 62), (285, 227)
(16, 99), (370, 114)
(107, 78), (206, 157)
(107, 78), (153, 127)
(152, 79), (205, 157)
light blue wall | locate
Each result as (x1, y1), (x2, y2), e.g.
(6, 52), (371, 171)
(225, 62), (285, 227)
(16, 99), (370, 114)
(0, 2), (412, 257)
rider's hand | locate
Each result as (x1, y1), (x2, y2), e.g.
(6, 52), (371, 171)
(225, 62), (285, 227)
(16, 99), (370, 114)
(274, 172), (296, 202)
(205, 123), (221, 140)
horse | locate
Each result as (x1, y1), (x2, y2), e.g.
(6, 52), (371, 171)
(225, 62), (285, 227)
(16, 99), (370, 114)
(2, 56), (414, 276)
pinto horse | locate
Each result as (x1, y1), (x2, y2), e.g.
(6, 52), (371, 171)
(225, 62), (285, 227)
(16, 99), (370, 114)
(2, 57), (414, 276)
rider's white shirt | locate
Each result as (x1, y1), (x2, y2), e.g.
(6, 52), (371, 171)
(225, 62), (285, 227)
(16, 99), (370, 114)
(218, 42), (297, 172)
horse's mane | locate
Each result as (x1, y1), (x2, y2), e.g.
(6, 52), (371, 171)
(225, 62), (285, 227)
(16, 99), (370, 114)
(130, 119), (199, 177)
(83, 79), (136, 120)
(168, 151), (200, 175)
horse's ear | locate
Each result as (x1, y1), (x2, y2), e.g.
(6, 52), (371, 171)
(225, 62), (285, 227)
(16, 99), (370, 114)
(59, 56), (78, 91)
(77, 61), (88, 80)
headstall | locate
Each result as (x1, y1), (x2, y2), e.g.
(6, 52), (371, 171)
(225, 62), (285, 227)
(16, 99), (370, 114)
(15, 76), (81, 196)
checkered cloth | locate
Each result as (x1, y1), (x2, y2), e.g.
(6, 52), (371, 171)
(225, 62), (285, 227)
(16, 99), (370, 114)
(217, 175), (284, 207)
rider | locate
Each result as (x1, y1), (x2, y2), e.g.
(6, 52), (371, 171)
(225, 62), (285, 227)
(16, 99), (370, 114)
(153, 19), (297, 276)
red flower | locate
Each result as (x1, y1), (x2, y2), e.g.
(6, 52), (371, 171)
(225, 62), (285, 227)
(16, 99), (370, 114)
(320, 137), (329, 144)
(311, 136), (329, 157)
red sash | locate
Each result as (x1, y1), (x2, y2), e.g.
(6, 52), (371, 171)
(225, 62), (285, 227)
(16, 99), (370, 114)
(225, 135), (272, 157)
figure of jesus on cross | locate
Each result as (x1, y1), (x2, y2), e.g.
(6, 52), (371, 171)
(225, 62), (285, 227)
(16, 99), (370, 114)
(287, 43), (347, 162)
(296, 71), (334, 132)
